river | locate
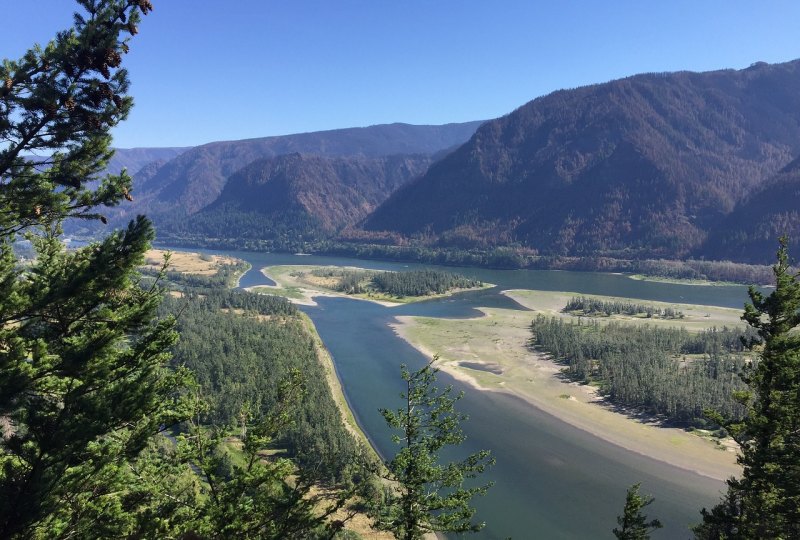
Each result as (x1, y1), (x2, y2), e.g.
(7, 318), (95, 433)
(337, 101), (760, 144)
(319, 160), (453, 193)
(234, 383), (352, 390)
(173, 247), (753, 539)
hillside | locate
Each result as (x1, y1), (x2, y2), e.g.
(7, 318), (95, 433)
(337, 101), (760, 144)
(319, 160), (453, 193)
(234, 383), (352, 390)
(105, 146), (190, 175)
(126, 121), (483, 219)
(158, 153), (433, 249)
(703, 157), (800, 262)
(362, 60), (800, 262)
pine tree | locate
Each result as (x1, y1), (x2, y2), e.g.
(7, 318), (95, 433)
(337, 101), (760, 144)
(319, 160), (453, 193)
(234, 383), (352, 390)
(376, 359), (494, 540)
(613, 483), (663, 540)
(0, 1), (191, 537)
(174, 369), (351, 539)
(695, 237), (800, 539)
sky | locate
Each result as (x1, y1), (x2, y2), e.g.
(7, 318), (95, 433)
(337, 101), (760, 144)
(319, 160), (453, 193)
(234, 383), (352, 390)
(2, 1), (800, 148)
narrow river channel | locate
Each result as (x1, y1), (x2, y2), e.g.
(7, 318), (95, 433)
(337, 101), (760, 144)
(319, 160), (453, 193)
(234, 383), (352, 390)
(172, 247), (753, 539)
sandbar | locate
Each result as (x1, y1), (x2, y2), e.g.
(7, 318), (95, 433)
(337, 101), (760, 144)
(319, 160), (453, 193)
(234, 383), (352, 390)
(390, 289), (743, 482)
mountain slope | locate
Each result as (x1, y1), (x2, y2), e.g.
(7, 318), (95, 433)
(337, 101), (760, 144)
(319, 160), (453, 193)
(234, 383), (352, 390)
(703, 157), (800, 263)
(132, 121), (483, 217)
(160, 153), (433, 248)
(363, 60), (800, 260)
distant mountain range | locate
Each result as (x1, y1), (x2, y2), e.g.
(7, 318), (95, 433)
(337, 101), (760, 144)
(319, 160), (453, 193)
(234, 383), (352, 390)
(163, 152), (434, 247)
(362, 60), (800, 262)
(106, 147), (190, 176)
(92, 60), (800, 266)
(96, 122), (482, 238)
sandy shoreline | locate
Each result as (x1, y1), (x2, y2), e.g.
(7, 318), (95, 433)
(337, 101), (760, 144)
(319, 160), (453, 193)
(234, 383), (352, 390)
(389, 294), (742, 482)
(248, 266), (402, 307)
(253, 265), (741, 480)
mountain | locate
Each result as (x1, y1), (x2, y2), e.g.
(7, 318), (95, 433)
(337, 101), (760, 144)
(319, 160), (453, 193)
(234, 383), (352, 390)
(362, 60), (800, 261)
(703, 157), (800, 263)
(160, 153), (433, 248)
(105, 147), (190, 175)
(129, 121), (483, 218)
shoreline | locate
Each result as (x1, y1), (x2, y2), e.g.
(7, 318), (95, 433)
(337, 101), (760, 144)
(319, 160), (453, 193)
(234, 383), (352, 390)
(389, 300), (741, 482)
(253, 265), (491, 308)
(298, 313), (381, 462)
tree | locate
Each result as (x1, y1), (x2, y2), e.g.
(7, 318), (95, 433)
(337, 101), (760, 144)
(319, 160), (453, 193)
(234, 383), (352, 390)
(174, 369), (354, 540)
(695, 237), (800, 539)
(376, 359), (494, 540)
(0, 1), (191, 537)
(613, 483), (663, 540)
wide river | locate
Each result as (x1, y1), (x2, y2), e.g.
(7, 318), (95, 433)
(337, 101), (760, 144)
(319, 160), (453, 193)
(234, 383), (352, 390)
(174, 247), (754, 539)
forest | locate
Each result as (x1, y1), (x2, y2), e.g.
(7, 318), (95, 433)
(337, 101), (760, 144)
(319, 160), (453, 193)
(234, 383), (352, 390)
(159, 288), (369, 484)
(530, 316), (756, 428)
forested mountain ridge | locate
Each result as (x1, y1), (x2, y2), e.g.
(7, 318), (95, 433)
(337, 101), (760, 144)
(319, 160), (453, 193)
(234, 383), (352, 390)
(362, 59), (800, 262)
(702, 156), (800, 262)
(159, 152), (433, 247)
(124, 121), (483, 218)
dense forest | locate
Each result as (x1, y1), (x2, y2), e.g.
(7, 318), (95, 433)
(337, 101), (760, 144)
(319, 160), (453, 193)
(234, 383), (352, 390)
(159, 288), (368, 484)
(362, 60), (800, 263)
(563, 296), (684, 319)
(530, 316), (755, 428)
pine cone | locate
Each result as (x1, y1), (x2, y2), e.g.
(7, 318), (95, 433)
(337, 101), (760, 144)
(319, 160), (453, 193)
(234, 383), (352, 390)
(137, 0), (154, 15)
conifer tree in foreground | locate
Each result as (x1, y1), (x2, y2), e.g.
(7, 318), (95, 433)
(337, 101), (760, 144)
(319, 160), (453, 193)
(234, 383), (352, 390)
(377, 359), (494, 540)
(613, 483), (662, 540)
(695, 237), (800, 539)
(0, 1), (192, 537)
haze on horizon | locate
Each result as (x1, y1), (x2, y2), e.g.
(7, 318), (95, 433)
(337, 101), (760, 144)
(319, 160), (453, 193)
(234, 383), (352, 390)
(2, 1), (799, 148)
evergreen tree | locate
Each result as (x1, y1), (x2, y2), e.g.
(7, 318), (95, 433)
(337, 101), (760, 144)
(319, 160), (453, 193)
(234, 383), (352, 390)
(0, 1), (191, 537)
(174, 369), (350, 539)
(613, 483), (663, 540)
(376, 359), (494, 540)
(696, 237), (800, 539)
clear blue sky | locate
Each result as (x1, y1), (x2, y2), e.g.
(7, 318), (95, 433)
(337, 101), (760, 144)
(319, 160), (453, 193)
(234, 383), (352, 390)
(2, 1), (800, 148)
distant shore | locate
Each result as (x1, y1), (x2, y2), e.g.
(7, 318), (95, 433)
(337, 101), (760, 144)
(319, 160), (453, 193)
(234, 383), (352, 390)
(249, 264), (490, 307)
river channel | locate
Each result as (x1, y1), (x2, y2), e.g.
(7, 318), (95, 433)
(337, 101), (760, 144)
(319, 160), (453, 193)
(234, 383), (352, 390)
(175, 247), (754, 539)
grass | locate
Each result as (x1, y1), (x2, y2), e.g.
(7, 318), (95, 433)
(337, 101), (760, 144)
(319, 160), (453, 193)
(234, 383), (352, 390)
(143, 248), (241, 276)
(250, 284), (306, 300)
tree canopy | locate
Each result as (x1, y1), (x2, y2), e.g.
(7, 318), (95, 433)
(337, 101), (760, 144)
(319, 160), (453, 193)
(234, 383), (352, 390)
(0, 1), (194, 537)
(696, 237), (800, 538)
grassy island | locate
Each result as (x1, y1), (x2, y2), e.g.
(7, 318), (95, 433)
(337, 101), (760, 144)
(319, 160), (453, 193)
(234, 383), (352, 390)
(252, 264), (491, 305)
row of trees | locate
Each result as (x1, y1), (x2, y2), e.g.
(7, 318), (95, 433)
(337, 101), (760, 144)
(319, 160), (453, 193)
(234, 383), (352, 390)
(309, 267), (481, 297)
(563, 296), (684, 319)
(531, 318), (755, 426)
(322, 242), (778, 284)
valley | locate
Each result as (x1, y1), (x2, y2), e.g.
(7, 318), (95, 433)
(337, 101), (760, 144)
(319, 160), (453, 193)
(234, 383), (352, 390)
(210, 247), (759, 538)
